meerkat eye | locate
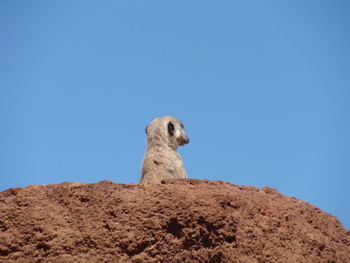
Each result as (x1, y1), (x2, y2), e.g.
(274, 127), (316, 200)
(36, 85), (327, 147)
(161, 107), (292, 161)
(167, 122), (175, 136)
(145, 125), (148, 134)
(180, 123), (184, 129)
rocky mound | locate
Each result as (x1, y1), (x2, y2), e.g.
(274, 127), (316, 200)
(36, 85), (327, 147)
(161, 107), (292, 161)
(0, 179), (349, 263)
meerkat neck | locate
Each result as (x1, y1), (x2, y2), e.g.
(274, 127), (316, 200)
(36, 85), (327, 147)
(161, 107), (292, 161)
(147, 135), (177, 151)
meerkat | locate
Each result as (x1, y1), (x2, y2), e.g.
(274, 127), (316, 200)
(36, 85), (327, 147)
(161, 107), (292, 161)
(139, 116), (189, 184)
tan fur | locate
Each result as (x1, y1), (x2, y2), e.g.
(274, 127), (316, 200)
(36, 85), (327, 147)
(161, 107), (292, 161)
(140, 116), (189, 184)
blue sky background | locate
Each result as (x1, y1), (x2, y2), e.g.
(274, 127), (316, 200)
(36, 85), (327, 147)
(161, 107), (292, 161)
(1, 1), (349, 229)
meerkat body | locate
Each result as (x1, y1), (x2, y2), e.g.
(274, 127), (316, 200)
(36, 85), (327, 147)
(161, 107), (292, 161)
(140, 116), (189, 184)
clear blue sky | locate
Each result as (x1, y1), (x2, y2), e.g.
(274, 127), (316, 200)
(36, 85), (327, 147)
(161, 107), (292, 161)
(1, 1), (349, 229)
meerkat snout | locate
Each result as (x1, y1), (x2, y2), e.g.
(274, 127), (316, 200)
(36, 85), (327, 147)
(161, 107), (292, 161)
(140, 116), (189, 184)
(178, 135), (189, 146)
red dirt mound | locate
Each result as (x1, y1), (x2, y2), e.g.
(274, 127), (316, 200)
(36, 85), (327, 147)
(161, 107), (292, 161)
(0, 179), (349, 263)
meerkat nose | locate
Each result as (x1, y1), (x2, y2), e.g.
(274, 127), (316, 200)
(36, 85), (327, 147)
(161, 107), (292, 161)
(182, 136), (189, 145)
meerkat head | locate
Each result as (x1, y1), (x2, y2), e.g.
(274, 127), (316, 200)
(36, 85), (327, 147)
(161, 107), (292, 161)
(145, 116), (189, 150)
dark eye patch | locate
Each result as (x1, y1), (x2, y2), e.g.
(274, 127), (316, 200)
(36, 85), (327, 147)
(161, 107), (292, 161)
(180, 123), (184, 129)
(167, 122), (175, 136)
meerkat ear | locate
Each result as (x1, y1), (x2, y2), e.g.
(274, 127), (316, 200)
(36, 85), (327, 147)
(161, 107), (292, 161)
(145, 125), (148, 134)
(167, 121), (175, 136)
